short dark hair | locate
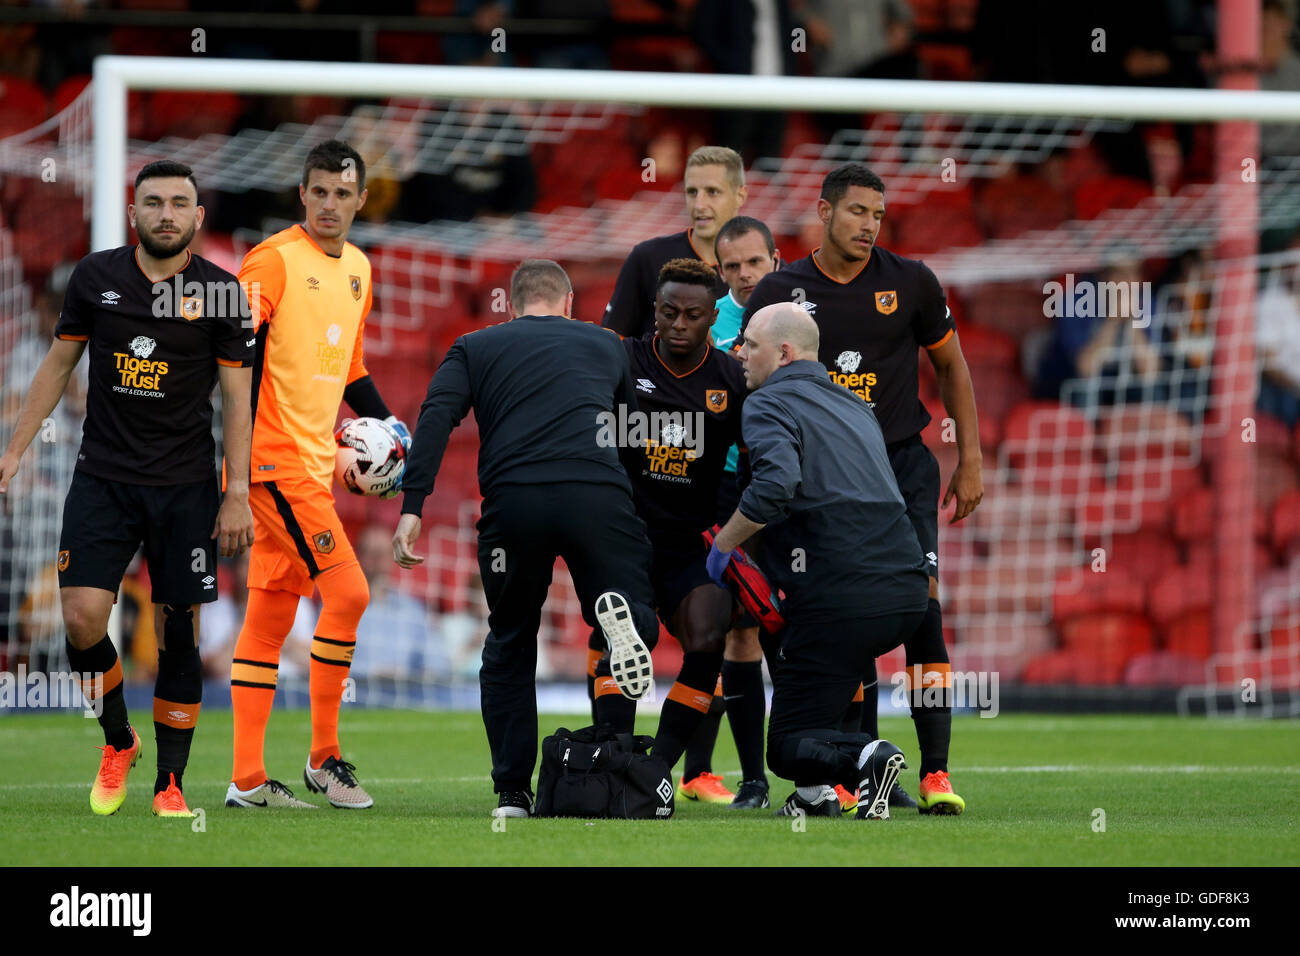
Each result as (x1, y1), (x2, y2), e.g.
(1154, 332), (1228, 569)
(821, 163), (886, 208)
(510, 259), (571, 308)
(302, 139), (366, 190)
(715, 215), (775, 256)
(656, 257), (718, 295)
(134, 160), (197, 193)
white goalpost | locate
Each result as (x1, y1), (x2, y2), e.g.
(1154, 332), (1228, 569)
(90, 54), (1300, 251)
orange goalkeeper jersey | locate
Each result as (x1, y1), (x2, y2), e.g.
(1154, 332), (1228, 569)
(239, 224), (373, 490)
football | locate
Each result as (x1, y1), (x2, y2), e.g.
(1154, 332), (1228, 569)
(334, 416), (406, 497)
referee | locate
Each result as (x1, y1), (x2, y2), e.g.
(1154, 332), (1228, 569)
(709, 302), (929, 820)
(393, 259), (660, 819)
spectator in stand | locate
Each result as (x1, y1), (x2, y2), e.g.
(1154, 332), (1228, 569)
(802, 0), (915, 79)
(1261, 0), (1300, 165)
(691, 0), (796, 165)
(1256, 235), (1300, 427)
(1154, 248), (1215, 422)
(351, 524), (451, 680)
(1035, 248), (1161, 407)
(800, 0), (917, 140)
(442, 0), (515, 67)
(398, 102), (537, 222)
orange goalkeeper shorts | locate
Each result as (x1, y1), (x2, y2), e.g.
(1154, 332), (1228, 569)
(247, 475), (355, 597)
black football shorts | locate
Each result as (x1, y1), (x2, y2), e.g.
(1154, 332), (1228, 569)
(58, 470), (221, 605)
(886, 434), (941, 583)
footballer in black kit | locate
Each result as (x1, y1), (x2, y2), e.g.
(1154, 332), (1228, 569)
(599, 147), (749, 802)
(601, 259), (749, 782)
(738, 163), (984, 815)
(0, 160), (255, 818)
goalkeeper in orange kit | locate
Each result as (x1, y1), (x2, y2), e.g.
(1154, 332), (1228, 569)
(225, 140), (411, 810)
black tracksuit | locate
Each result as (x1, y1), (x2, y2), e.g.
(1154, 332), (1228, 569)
(402, 315), (659, 793)
(738, 359), (929, 787)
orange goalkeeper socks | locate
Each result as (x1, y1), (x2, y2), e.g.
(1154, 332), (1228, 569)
(230, 587), (298, 790)
(308, 562), (368, 767)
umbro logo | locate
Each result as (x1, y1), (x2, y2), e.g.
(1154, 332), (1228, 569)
(245, 338), (256, 348)
(636, 378), (656, 393)
(797, 300), (816, 315)
(100, 290), (121, 304)
(306, 277), (320, 290)
(656, 778), (674, 804)
(167, 710), (191, 721)
(202, 575), (215, 589)
(926, 551), (938, 566)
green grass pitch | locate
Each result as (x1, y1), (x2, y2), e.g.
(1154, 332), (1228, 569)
(2, 711), (1297, 866)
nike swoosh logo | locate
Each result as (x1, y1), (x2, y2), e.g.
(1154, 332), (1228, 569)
(247, 798), (267, 806)
(723, 694), (744, 701)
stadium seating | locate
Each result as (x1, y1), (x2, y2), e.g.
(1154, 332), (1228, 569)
(1123, 650), (1206, 686)
(0, 74), (46, 138)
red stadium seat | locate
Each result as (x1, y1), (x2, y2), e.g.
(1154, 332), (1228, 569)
(958, 281), (1051, 339)
(0, 74), (46, 138)
(1022, 648), (1124, 685)
(1172, 484), (1213, 543)
(1162, 610), (1212, 660)
(1059, 611), (1155, 680)
(1123, 651), (1206, 686)
(1002, 400), (1095, 496)
(1097, 530), (1179, 585)
(52, 75), (91, 114)
(953, 322), (1018, 368)
(1148, 563), (1212, 628)
(148, 91), (243, 139)
(1095, 405), (1198, 466)
(1073, 176), (1154, 221)
(1078, 465), (1201, 536)
(975, 172), (1071, 240)
(1253, 413), (1294, 458)
(891, 204), (983, 257)
(1256, 449), (1299, 514)
(1272, 490), (1300, 559)
(1052, 567), (1146, 620)
(11, 184), (87, 278)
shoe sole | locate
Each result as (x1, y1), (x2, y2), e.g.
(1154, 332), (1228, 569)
(491, 806), (531, 818)
(596, 591), (653, 699)
(224, 783), (317, 809)
(303, 767), (374, 809)
(860, 752), (907, 821)
(918, 793), (965, 816)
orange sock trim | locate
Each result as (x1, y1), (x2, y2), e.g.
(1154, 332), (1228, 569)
(713, 676), (724, 696)
(852, 683), (865, 703)
(153, 698), (200, 730)
(903, 662), (953, 691)
(594, 675), (624, 698)
(230, 586), (297, 788)
(587, 648), (603, 679)
(80, 658), (123, 700)
(666, 681), (714, 714)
